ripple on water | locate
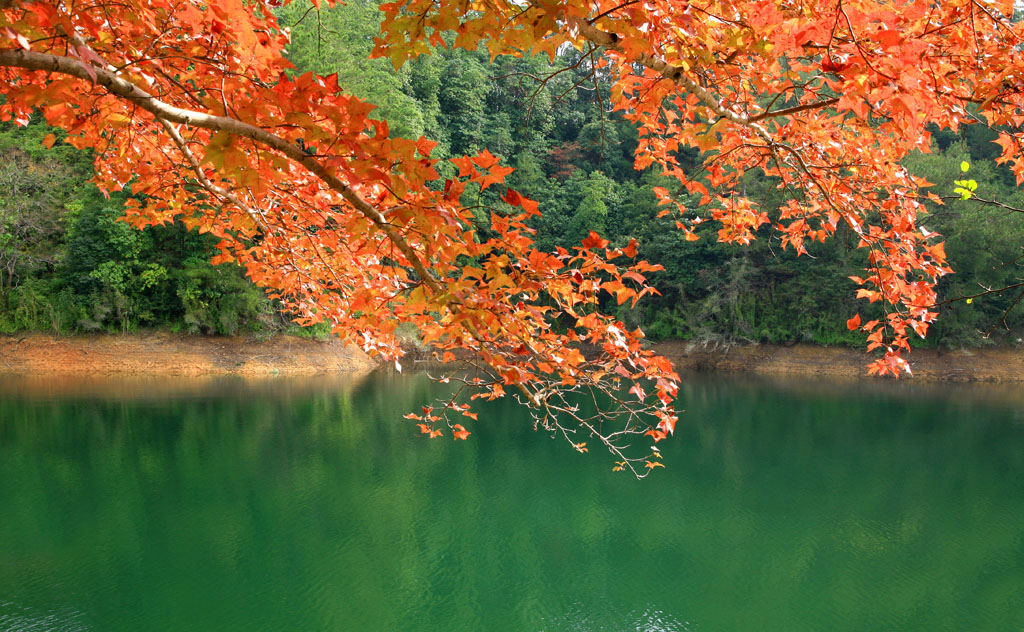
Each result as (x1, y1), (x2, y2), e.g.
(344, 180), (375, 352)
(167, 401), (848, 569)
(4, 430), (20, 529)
(0, 602), (89, 632)
(540, 602), (699, 632)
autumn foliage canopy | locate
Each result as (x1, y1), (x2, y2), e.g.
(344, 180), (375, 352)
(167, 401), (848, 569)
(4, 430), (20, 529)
(2, 0), (1024, 472)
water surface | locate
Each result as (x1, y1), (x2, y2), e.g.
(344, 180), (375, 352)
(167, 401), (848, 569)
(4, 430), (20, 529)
(1, 372), (1022, 630)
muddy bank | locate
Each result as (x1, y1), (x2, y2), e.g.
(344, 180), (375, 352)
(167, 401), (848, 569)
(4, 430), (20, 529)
(654, 340), (1024, 382)
(3, 333), (1024, 382)
(0, 332), (374, 376)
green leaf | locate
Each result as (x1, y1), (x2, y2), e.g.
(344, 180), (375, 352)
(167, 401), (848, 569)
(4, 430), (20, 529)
(960, 161), (970, 173)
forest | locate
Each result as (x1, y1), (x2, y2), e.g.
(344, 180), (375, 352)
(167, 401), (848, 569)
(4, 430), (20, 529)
(2, 0), (1023, 351)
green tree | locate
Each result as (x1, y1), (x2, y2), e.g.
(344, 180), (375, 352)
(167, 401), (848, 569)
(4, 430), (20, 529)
(277, 0), (426, 139)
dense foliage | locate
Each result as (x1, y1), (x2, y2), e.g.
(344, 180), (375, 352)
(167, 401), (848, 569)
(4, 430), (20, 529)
(3, 0), (1023, 350)
(0, 120), (279, 335)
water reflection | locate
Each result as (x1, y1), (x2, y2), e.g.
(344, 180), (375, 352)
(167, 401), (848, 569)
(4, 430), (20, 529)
(0, 372), (1022, 630)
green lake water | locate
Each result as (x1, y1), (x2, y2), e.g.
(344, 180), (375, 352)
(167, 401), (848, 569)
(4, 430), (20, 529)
(1, 372), (1022, 631)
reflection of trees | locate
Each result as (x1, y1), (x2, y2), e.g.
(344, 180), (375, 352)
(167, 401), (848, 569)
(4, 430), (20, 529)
(0, 375), (1022, 629)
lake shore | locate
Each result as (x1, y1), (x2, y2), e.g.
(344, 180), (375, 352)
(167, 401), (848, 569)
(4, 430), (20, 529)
(0, 332), (375, 376)
(654, 340), (1024, 382)
(2, 333), (1024, 382)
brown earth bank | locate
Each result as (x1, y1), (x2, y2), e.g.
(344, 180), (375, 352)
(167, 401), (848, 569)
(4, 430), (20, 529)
(0, 332), (375, 377)
(653, 340), (1024, 382)
(2, 333), (1024, 382)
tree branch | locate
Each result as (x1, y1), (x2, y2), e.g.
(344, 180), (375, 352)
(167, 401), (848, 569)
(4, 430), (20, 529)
(940, 194), (1024, 214)
(0, 47), (445, 297)
(748, 97), (840, 122)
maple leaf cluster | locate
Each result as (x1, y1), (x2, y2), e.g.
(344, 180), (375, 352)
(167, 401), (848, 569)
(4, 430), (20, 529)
(2, 0), (1024, 472)
(375, 0), (1024, 375)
